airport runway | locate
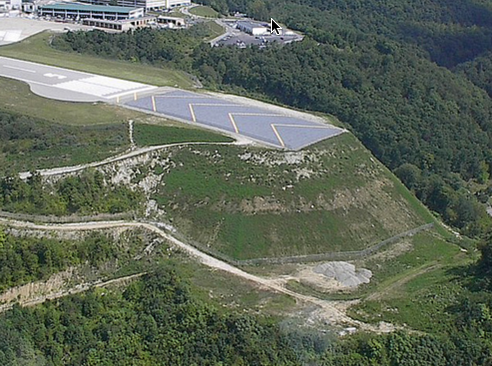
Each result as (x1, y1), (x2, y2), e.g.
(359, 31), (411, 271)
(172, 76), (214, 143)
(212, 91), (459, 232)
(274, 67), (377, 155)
(0, 56), (344, 149)
(0, 56), (157, 102)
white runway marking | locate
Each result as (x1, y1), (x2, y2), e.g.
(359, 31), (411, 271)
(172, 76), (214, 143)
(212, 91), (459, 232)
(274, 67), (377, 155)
(55, 79), (121, 97)
(44, 73), (67, 80)
(0, 30), (22, 43)
(0, 56), (157, 101)
(86, 75), (148, 90)
(2, 65), (35, 73)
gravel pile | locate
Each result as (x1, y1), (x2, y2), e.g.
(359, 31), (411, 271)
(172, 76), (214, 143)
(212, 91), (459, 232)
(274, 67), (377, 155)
(313, 262), (372, 288)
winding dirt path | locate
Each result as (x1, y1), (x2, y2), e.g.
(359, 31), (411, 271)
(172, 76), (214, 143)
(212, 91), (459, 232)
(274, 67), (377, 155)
(18, 141), (240, 180)
(0, 217), (391, 332)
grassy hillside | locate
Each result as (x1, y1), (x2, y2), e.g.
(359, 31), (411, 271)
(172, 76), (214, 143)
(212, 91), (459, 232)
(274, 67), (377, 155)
(132, 133), (437, 260)
(0, 32), (193, 88)
(133, 122), (232, 146)
(189, 5), (220, 17)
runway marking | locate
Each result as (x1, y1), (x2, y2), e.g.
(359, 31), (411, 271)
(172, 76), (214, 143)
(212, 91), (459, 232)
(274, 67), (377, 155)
(270, 124), (285, 148)
(105, 86), (156, 99)
(151, 96), (157, 112)
(155, 95), (212, 99)
(188, 104), (197, 122)
(44, 73), (67, 80)
(0, 56), (95, 78)
(228, 113), (239, 133)
(187, 103), (240, 122)
(2, 65), (35, 73)
(227, 112), (284, 117)
(189, 103), (238, 107)
(272, 123), (337, 129)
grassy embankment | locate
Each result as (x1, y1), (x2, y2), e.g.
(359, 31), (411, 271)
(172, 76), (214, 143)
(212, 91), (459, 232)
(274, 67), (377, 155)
(133, 122), (232, 146)
(142, 132), (439, 260)
(203, 21), (226, 40)
(189, 5), (220, 18)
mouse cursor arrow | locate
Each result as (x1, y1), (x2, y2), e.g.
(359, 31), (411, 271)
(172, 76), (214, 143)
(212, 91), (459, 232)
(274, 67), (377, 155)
(270, 18), (282, 35)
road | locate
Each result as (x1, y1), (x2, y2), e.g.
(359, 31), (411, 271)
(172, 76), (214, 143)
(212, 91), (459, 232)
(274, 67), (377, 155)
(19, 141), (238, 179)
(0, 216), (391, 331)
(209, 19), (236, 46)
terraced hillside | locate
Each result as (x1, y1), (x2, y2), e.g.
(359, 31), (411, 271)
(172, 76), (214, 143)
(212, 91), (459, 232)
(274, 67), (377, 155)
(96, 132), (436, 260)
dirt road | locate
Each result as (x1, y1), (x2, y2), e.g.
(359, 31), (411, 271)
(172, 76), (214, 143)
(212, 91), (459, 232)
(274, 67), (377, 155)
(19, 141), (239, 180)
(0, 217), (390, 331)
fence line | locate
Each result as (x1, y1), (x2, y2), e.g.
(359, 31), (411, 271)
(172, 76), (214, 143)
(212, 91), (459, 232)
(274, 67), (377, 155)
(0, 210), (435, 266)
(237, 223), (435, 266)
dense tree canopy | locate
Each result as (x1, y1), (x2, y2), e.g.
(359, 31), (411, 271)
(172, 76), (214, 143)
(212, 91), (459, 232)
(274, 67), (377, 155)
(0, 170), (142, 216)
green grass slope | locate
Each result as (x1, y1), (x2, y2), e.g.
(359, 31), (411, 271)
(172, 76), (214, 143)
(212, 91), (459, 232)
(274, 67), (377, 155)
(147, 133), (437, 260)
(189, 6), (220, 17)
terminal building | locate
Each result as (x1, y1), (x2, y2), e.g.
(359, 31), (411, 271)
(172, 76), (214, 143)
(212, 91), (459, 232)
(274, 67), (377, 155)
(82, 16), (155, 30)
(78, 0), (190, 10)
(157, 15), (185, 27)
(236, 21), (269, 36)
(38, 3), (144, 20)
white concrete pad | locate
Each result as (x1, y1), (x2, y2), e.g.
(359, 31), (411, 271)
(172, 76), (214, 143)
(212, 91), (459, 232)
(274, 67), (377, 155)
(55, 80), (121, 97)
(0, 56), (158, 101)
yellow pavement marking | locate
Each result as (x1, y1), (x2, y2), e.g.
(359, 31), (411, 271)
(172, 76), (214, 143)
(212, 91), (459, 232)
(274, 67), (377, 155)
(190, 103), (238, 107)
(230, 112), (283, 117)
(134, 92), (137, 101)
(270, 124), (285, 148)
(272, 123), (337, 129)
(228, 113), (239, 134)
(151, 96), (156, 112)
(188, 104), (197, 122)
(154, 95), (212, 99)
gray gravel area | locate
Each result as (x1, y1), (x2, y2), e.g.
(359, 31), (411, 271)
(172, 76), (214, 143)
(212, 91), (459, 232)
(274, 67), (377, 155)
(0, 17), (90, 45)
(314, 262), (372, 288)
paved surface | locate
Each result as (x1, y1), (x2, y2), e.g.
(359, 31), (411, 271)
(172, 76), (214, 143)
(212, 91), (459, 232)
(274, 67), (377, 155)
(0, 17), (90, 45)
(210, 19), (303, 47)
(126, 90), (343, 150)
(0, 57), (342, 149)
(0, 56), (157, 101)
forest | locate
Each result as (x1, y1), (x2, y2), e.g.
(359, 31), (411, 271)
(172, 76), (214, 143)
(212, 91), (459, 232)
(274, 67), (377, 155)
(52, 0), (492, 237)
(1, 248), (492, 365)
(0, 170), (142, 216)
(0, 230), (119, 292)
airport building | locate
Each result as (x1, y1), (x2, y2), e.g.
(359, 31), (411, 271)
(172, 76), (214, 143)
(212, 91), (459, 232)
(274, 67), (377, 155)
(38, 3), (144, 20)
(82, 15), (155, 30)
(78, 0), (190, 10)
(236, 21), (269, 36)
(157, 15), (185, 27)
(0, 0), (21, 10)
